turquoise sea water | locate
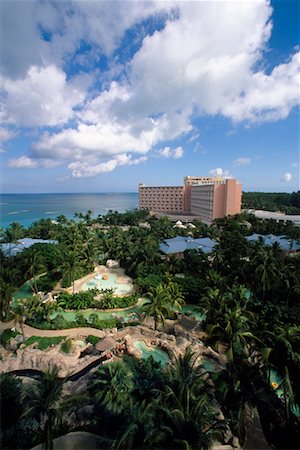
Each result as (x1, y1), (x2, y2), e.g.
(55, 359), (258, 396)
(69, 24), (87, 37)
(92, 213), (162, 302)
(0, 193), (138, 228)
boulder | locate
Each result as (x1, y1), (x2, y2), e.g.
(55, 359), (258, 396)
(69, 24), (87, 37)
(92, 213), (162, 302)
(31, 431), (102, 450)
(106, 259), (120, 269)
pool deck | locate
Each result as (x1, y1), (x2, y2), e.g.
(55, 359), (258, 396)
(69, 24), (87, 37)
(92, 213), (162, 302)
(69, 266), (134, 296)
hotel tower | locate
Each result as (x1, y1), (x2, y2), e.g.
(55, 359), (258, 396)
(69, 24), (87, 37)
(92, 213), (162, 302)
(139, 176), (242, 223)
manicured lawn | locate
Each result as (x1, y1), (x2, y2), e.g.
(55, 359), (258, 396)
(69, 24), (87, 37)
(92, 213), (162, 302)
(24, 336), (66, 350)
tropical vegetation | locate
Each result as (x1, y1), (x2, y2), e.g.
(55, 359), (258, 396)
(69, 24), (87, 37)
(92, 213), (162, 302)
(1, 208), (300, 448)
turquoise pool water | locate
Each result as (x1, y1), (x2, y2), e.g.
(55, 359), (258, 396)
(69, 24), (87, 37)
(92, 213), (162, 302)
(82, 273), (132, 295)
(182, 305), (205, 321)
(134, 340), (170, 365)
(13, 281), (34, 299)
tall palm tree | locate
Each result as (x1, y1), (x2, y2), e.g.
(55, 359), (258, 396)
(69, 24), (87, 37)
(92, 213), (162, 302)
(23, 366), (81, 450)
(166, 280), (185, 313)
(25, 248), (45, 293)
(0, 278), (13, 320)
(253, 247), (282, 300)
(262, 324), (300, 420)
(142, 284), (173, 330)
(152, 349), (226, 450)
(11, 300), (29, 341)
(60, 251), (83, 293)
(92, 362), (133, 415)
(206, 306), (256, 367)
(113, 400), (155, 449)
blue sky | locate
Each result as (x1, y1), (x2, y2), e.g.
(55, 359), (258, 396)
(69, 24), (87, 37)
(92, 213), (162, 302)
(0, 0), (299, 193)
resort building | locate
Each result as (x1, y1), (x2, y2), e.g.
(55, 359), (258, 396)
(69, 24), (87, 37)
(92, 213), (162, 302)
(160, 236), (218, 257)
(138, 184), (183, 213)
(245, 233), (300, 253)
(139, 176), (242, 223)
(0, 238), (58, 257)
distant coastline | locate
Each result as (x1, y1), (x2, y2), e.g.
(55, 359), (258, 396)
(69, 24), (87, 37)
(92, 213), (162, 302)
(0, 193), (138, 229)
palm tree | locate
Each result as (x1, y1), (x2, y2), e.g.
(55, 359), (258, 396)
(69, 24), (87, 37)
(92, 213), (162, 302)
(84, 209), (94, 225)
(262, 324), (300, 420)
(92, 362), (133, 415)
(25, 248), (45, 293)
(206, 306), (257, 367)
(23, 366), (81, 450)
(165, 280), (185, 313)
(0, 278), (13, 320)
(60, 251), (82, 293)
(253, 247), (282, 300)
(113, 400), (156, 449)
(152, 349), (226, 449)
(11, 300), (29, 341)
(142, 284), (173, 330)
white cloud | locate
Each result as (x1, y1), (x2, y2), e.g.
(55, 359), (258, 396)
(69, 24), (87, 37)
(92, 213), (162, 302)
(223, 52), (300, 123)
(2, 1), (300, 178)
(1, 65), (86, 127)
(233, 157), (251, 166)
(209, 168), (232, 178)
(8, 155), (59, 169)
(158, 146), (184, 159)
(0, 127), (17, 143)
(68, 154), (147, 178)
(291, 162), (298, 168)
(1, 0), (176, 77)
(281, 172), (292, 182)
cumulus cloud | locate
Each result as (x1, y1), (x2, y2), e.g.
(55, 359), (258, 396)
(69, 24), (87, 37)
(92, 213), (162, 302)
(233, 157), (251, 166)
(68, 154), (147, 178)
(1, 65), (86, 127)
(2, 0), (300, 177)
(0, 127), (17, 143)
(1, 0), (176, 77)
(8, 155), (59, 169)
(281, 172), (292, 182)
(209, 168), (232, 178)
(222, 52), (300, 123)
(158, 146), (184, 159)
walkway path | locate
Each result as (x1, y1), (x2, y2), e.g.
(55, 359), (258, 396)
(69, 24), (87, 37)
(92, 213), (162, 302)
(0, 320), (107, 339)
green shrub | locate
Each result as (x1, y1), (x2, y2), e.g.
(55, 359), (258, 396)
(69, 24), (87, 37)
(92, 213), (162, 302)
(136, 274), (165, 293)
(27, 314), (119, 331)
(57, 289), (100, 310)
(86, 335), (100, 345)
(24, 336), (65, 350)
(61, 338), (72, 353)
(95, 293), (138, 309)
(0, 329), (21, 346)
(87, 313), (118, 330)
(75, 312), (88, 327)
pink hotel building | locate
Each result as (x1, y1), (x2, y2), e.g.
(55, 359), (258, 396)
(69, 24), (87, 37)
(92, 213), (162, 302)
(139, 176), (242, 223)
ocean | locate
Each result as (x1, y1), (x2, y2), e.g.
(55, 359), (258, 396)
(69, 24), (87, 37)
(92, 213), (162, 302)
(0, 193), (138, 229)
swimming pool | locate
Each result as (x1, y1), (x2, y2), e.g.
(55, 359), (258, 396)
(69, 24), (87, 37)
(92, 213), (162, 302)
(134, 340), (170, 365)
(82, 273), (133, 296)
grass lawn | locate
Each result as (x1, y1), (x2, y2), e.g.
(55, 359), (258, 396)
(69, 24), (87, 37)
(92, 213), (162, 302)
(24, 335), (66, 350)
